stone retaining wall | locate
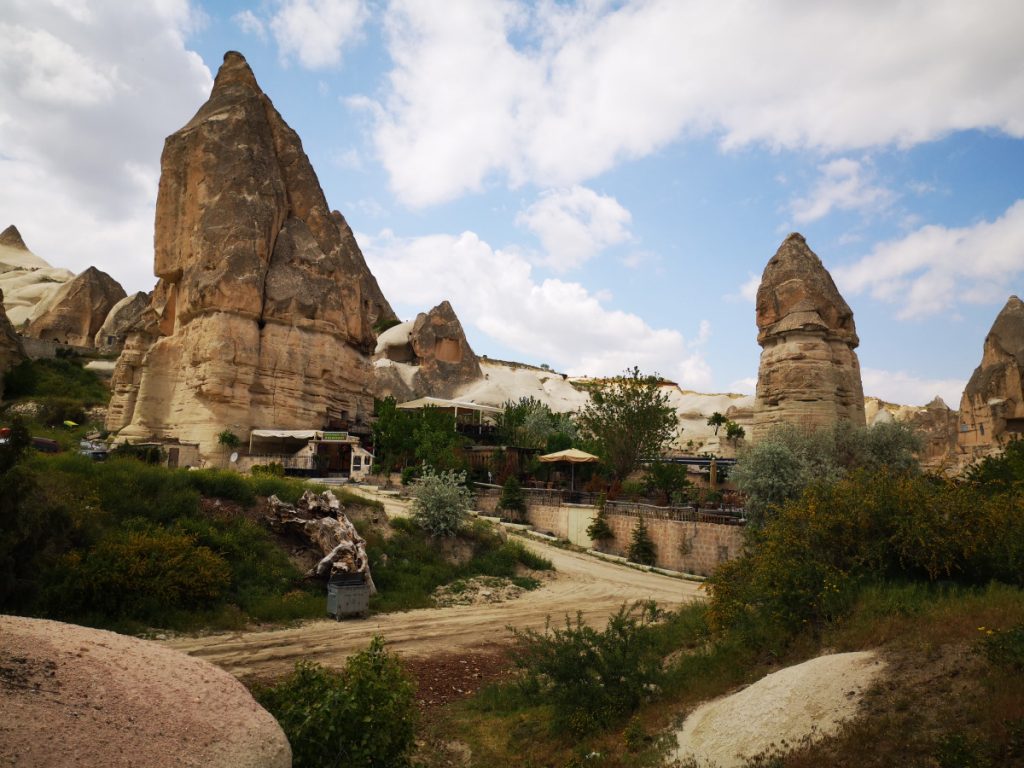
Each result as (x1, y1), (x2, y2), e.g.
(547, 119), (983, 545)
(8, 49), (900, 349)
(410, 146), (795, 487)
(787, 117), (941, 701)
(475, 488), (743, 576)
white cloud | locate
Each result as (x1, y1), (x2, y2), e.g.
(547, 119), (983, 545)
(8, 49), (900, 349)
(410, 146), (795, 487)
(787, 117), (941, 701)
(269, 0), (368, 70)
(233, 9), (267, 40)
(790, 158), (894, 223)
(366, 0), (1024, 206)
(835, 200), (1024, 319)
(0, 1), (212, 293)
(517, 186), (632, 271)
(861, 368), (966, 408)
(728, 376), (758, 395)
(359, 228), (713, 388)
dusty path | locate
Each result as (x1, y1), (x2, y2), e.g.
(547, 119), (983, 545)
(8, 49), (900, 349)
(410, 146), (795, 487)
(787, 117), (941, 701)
(165, 538), (702, 679)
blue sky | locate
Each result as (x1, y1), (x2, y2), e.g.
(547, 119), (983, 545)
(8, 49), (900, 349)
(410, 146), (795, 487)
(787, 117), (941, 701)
(2, 1), (1023, 407)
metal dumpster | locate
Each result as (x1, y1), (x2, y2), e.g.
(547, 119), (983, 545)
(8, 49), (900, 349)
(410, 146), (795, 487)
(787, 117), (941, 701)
(326, 572), (370, 619)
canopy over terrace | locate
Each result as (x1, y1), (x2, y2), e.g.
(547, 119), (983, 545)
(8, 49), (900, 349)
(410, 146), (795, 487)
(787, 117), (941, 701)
(538, 448), (600, 491)
(246, 429), (373, 478)
(396, 397), (502, 433)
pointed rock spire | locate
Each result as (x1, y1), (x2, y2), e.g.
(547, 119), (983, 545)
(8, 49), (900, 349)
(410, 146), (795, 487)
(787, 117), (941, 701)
(0, 225), (28, 251)
(752, 234), (866, 441)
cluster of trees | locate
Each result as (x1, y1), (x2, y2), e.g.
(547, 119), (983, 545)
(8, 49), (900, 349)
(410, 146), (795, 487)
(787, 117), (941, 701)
(373, 367), (682, 488)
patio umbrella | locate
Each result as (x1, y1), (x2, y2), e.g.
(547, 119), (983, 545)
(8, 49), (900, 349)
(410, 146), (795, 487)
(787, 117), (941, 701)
(538, 448), (599, 491)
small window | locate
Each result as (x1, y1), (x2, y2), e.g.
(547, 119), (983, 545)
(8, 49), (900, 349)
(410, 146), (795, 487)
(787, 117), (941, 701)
(979, 423), (985, 436)
(353, 456), (362, 469)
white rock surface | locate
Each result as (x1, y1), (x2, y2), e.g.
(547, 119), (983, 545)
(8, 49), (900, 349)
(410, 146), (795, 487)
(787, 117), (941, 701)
(673, 651), (885, 767)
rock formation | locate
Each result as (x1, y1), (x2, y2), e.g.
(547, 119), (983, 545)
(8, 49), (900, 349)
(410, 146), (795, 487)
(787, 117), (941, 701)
(107, 51), (396, 456)
(372, 300), (483, 401)
(866, 395), (959, 473)
(957, 295), (1024, 461)
(94, 291), (150, 353)
(0, 288), (26, 390)
(752, 233), (866, 442)
(0, 615), (291, 768)
(0, 224), (75, 327)
(23, 266), (126, 347)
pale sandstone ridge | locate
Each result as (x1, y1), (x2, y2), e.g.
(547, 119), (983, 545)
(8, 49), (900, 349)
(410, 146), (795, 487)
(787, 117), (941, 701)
(0, 615), (290, 768)
(0, 224), (75, 327)
(23, 265), (126, 347)
(958, 295), (1024, 461)
(107, 51), (396, 455)
(752, 233), (866, 442)
(373, 300), (482, 401)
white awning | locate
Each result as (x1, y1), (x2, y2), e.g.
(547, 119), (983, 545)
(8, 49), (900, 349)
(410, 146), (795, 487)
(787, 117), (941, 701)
(396, 397), (501, 414)
(249, 429), (319, 440)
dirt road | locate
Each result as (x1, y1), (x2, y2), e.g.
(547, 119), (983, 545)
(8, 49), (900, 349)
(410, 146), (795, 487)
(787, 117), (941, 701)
(165, 538), (703, 679)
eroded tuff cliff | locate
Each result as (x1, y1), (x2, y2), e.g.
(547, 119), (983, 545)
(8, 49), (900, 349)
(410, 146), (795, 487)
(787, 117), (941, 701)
(958, 295), (1024, 461)
(107, 51), (395, 455)
(23, 266), (126, 347)
(0, 288), (25, 391)
(752, 233), (866, 442)
(372, 300), (483, 401)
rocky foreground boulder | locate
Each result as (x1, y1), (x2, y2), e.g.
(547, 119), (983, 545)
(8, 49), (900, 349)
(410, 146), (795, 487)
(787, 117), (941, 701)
(958, 295), (1024, 461)
(0, 615), (290, 768)
(107, 51), (396, 456)
(752, 233), (866, 442)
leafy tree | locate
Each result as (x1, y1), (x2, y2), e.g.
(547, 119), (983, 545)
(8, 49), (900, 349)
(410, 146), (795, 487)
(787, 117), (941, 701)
(413, 407), (467, 472)
(965, 438), (1024, 497)
(706, 412), (727, 435)
(497, 396), (577, 450)
(410, 468), (472, 537)
(627, 516), (657, 565)
(372, 397), (417, 473)
(497, 475), (527, 521)
(255, 637), (417, 768)
(643, 461), (691, 506)
(725, 420), (746, 441)
(576, 367), (677, 482)
(731, 421), (922, 526)
(217, 429), (240, 449)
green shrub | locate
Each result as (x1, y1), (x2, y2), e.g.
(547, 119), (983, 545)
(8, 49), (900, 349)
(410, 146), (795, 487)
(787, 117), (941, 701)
(254, 637), (417, 768)
(35, 396), (86, 427)
(627, 516), (656, 565)
(251, 462), (285, 477)
(400, 466), (419, 485)
(410, 468), (471, 537)
(980, 622), (1024, 671)
(185, 469), (255, 506)
(52, 526), (230, 622)
(497, 475), (527, 520)
(586, 494), (614, 544)
(3, 358), (108, 403)
(509, 602), (664, 735)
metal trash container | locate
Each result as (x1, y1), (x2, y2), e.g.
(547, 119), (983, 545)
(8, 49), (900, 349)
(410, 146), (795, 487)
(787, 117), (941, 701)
(326, 573), (370, 619)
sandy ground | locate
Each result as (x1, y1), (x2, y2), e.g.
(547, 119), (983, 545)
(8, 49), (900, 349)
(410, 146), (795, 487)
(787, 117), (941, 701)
(672, 651), (887, 767)
(164, 535), (701, 679)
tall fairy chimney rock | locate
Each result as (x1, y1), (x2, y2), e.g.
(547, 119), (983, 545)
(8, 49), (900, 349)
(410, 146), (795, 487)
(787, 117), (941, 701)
(752, 233), (866, 441)
(107, 52), (396, 455)
(957, 295), (1024, 460)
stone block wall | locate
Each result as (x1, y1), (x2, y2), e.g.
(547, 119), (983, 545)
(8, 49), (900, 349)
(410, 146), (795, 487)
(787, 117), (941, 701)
(474, 488), (743, 576)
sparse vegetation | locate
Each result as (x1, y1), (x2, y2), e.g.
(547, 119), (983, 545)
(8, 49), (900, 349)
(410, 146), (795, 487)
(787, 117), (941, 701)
(254, 637), (417, 768)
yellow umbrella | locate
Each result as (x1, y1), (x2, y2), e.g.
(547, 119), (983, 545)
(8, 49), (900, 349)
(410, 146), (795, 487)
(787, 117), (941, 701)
(538, 448), (599, 490)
